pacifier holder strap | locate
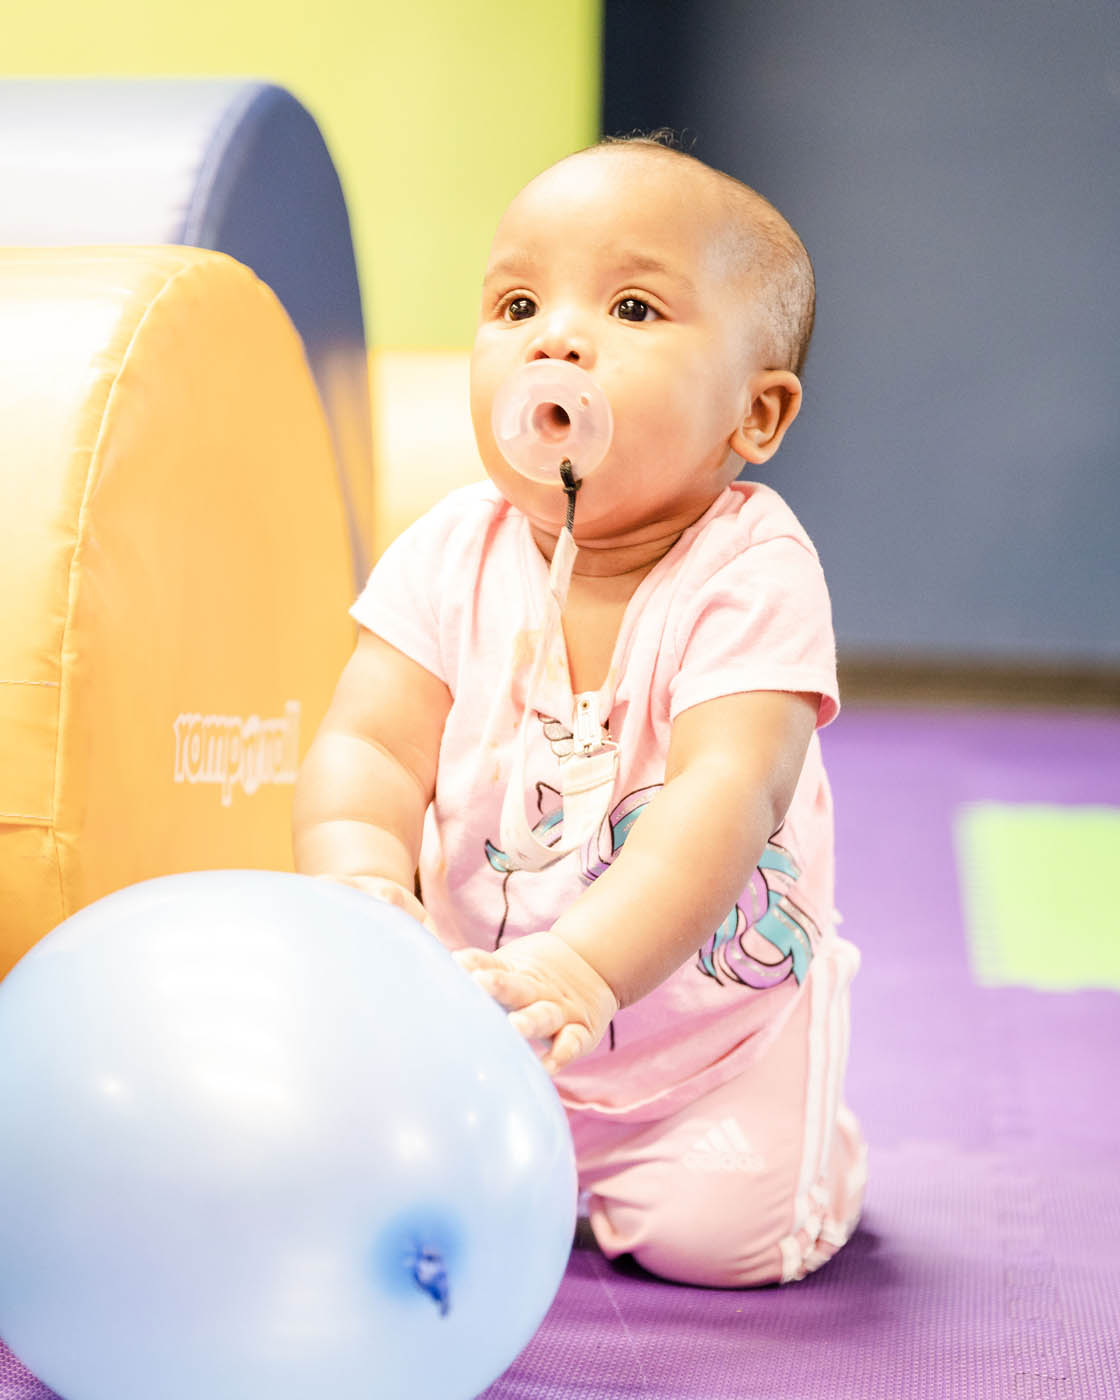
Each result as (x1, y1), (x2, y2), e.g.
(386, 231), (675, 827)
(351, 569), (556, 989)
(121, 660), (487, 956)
(498, 509), (618, 873)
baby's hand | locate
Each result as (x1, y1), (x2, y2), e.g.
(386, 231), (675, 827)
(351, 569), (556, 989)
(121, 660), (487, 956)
(453, 932), (619, 1075)
(314, 873), (437, 935)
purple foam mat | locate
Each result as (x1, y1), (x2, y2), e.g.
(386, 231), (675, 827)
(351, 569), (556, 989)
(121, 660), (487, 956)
(4, 707), (1120, 1399)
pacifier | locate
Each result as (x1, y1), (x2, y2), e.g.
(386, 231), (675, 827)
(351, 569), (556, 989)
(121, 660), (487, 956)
(491, 359), (613, 484)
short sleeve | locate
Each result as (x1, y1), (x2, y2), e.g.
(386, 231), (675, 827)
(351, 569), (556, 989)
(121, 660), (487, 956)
(349, 501), (457, 683)
(668, 534), (839, 728)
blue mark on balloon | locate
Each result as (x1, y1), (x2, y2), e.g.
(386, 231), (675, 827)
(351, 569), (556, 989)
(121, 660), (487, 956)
(411, 1246), (451, 1315)
(372, 1207), (461, 1319)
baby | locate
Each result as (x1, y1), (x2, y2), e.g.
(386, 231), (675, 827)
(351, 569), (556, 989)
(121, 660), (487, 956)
(293, 136), (866, 1288)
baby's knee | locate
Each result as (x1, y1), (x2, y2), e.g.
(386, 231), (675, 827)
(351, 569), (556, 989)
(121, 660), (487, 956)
(586, 1122), (866, 1289)
(588, 1181), (791, 1289)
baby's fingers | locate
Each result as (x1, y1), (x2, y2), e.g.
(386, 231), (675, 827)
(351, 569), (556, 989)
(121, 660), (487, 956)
(318, 875), (437, 935)
(541, 1022), (595, 1075)
(375, 884), (438, 935)
(451, 948), (494, 975)
(508, 999), (566, 1043)
(462, 966), (541, 1011)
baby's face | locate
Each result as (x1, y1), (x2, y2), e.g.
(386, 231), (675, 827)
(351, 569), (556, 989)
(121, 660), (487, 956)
(471, 149), (763, 550)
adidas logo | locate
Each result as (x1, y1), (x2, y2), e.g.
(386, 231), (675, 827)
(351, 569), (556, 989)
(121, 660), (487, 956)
(682, 1118), (765, 1174)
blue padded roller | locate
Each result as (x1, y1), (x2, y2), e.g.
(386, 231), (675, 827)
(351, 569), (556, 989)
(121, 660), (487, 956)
(0, 78), (373, 585)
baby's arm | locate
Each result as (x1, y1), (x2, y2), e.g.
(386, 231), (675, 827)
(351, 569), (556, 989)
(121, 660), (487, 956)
(293, 627), (451, 925)
(456, 689), (817, 1071)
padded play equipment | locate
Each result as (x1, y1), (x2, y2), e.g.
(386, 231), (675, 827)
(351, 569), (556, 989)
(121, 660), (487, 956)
(0, 246), (355, 979)
(0, 78), (373, 586)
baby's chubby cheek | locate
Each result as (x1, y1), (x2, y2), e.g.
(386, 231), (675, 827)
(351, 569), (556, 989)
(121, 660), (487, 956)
(589, 410), (687, 484)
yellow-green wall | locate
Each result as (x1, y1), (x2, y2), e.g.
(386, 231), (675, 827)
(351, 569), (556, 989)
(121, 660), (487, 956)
(4, 1), (601, 348)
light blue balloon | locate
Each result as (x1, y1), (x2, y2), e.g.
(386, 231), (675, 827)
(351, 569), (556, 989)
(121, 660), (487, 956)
(0, 871), (576, 1400)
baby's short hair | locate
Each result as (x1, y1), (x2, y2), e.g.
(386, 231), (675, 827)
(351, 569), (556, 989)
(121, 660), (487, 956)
(591, 132), (816, 377)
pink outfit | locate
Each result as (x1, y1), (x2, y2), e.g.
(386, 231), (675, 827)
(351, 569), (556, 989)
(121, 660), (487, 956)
(351, 479), (866, 1285)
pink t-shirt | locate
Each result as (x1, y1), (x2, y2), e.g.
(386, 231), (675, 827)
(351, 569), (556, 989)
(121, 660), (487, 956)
(351, 479), (841, 1122)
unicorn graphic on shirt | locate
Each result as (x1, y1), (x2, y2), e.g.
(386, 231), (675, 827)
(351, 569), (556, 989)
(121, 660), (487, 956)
(579, 786), (818, 989)
(485, 778), (818, 987)
(696, 844), (817, 988)
(484, 779), (563, 946)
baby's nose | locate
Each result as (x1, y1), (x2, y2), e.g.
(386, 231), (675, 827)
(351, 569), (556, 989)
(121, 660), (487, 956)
(533, 345), (581, 363)
(528, 311), (594, 367)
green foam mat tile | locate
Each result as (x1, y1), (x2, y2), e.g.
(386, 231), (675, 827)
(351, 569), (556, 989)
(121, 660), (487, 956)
(955, 802), (1120, 991)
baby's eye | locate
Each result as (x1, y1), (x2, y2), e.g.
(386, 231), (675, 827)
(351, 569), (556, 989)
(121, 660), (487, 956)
(503, 296), (537, 322)
(613, 296), (658, 323)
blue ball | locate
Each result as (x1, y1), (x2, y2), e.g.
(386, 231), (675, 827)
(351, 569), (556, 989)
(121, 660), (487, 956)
(0, 871), (576, 1400)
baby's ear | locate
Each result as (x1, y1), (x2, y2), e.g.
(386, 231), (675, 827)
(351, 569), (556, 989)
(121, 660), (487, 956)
(730, 370), (803, 465)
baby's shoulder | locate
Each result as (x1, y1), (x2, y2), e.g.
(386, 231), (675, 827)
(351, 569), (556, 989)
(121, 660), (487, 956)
(392, 480), (512, 564)
(681, 482), (822, 577)
(418, 479), (507, 534)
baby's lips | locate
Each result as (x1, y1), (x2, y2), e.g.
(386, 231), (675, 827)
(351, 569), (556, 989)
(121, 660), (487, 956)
(491, 359), (613, 484)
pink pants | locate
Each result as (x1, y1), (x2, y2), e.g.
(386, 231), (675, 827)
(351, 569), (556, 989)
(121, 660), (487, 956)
(568, 937), (867, 1288)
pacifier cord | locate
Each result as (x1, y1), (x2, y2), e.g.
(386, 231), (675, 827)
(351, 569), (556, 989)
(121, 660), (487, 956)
(559, 459), (581, 535)
(498, 452), (618, 873)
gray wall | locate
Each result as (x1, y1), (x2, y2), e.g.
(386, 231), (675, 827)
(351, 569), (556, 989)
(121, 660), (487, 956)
(604, 0), (1119, 666)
